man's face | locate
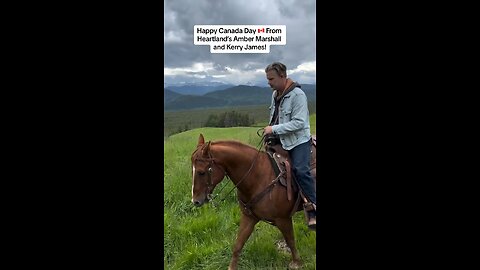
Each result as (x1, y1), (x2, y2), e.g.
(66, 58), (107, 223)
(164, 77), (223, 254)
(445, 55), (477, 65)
(266, 70), (285, 92)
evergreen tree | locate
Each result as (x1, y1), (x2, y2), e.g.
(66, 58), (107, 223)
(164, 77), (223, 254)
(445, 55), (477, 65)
(204, 111), (254, 128)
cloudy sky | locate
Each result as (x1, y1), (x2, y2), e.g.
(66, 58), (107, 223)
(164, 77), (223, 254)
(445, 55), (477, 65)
(164, 0), (316, 86)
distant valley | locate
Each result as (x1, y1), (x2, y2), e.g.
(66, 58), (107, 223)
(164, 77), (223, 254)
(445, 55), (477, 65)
(164, 84), (316, 111)
(166, 83), (236, 96)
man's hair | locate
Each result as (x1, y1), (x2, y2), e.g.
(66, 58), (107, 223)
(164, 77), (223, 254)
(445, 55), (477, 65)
(265, 62), (287, 78)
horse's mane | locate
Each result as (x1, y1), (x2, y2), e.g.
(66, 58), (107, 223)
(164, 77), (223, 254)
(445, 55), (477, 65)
(192, 139), (263, 160)
(211, 140), (259, 152)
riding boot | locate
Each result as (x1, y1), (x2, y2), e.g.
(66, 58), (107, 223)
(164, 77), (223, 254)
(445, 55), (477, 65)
(303, 202), (316, 231)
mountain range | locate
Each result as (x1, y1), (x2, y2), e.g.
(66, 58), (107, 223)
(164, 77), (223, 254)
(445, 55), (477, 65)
(164, 84), (316, 111)
(166, 83), (236, 96)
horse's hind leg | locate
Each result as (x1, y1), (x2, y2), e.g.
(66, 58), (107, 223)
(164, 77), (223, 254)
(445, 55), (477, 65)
(228, 212), (259, 270)
(276, 218), (302, 269)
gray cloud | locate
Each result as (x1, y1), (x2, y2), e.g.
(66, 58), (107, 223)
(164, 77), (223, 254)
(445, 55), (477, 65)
(164, 0), (316, 85)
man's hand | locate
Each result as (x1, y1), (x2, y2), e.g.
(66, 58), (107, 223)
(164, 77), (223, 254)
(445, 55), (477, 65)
(264, 126), (273, 135)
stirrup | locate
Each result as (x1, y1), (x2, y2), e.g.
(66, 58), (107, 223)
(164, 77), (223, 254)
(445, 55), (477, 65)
(307, 216), (316, 231)
(303, 202), (316, 212)
(303, 202), (316, 230)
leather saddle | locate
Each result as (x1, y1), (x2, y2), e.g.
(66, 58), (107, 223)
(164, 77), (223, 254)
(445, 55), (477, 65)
(265, 135), (317, 202)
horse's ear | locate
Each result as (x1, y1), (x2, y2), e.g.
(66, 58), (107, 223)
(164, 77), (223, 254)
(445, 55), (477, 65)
(197, 134), (205, 147)
(202, 141), (211, 156)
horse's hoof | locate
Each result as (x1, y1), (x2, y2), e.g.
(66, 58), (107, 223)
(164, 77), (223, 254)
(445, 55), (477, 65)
(289, 261), (302, 269)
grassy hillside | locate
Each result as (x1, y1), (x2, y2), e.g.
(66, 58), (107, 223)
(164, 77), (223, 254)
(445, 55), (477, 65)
(164, 104), (317, 138)
(164, 116), (316, 270)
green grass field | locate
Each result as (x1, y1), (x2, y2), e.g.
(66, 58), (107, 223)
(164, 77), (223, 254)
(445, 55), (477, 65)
(164, 115), (316, 270)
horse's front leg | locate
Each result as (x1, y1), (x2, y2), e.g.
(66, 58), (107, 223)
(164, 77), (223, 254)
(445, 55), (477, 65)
(228, 211), (258, 270)
(275, 218), (302, 269)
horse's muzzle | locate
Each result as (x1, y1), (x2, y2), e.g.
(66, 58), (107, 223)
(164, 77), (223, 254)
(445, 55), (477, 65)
(192, 196), (208, 207)
(193, 200), (203, 207)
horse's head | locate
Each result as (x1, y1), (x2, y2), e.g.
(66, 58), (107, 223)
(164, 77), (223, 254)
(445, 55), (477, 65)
(190, 134), (227, 207)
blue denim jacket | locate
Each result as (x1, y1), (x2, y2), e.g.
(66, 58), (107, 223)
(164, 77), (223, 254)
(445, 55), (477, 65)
(269, 87), (311, 150)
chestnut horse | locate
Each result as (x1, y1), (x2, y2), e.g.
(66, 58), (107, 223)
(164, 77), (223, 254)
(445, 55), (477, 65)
(191, 133), (313, 270)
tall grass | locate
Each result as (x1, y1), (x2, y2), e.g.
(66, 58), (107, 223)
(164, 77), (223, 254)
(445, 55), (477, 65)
(164, 115), (316, 270)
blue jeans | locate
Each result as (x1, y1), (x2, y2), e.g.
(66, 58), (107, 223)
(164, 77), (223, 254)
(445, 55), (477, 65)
(288, 140), (316, 205)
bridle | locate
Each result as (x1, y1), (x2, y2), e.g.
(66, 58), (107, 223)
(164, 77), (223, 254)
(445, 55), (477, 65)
(193, 142), (229, 202)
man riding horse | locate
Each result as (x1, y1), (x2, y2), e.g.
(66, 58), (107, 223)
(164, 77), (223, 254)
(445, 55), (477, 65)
(263, 62), (316, 229)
